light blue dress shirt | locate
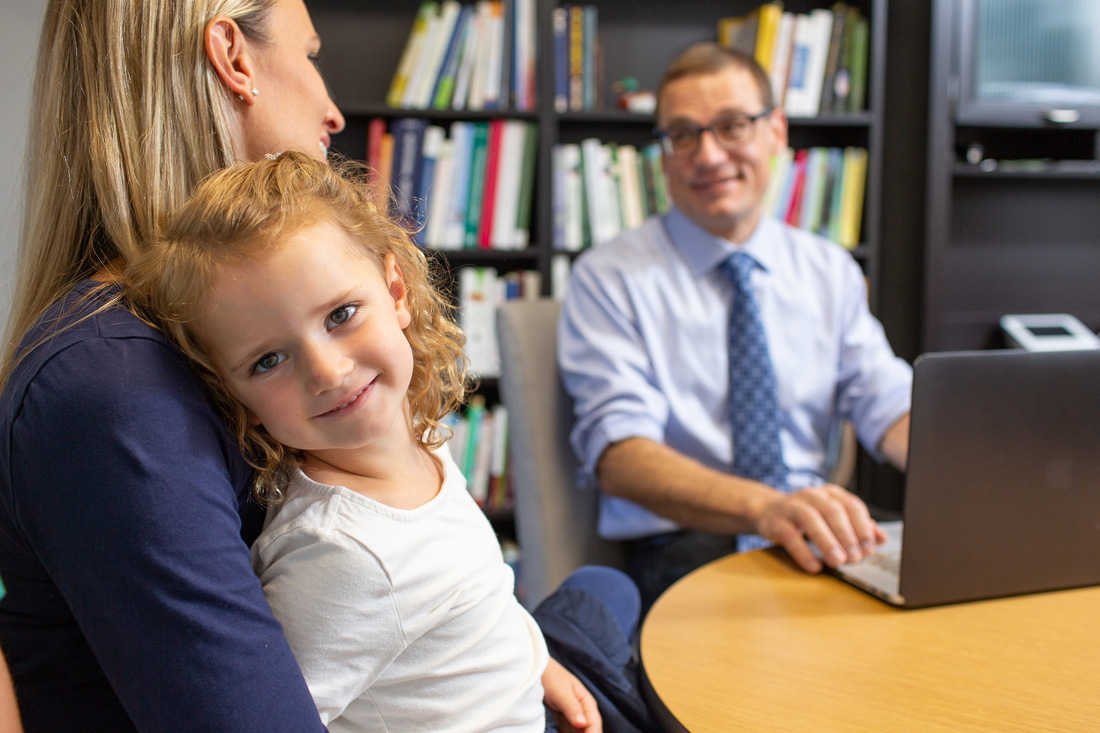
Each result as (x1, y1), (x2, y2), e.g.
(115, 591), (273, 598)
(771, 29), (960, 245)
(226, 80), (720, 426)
(558, 209), (913, 540)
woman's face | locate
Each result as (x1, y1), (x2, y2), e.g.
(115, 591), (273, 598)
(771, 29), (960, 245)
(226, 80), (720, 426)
(239, 0), (345, 161)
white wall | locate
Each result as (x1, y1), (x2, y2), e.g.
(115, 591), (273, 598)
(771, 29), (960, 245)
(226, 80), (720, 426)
(0, 2), (47, 332)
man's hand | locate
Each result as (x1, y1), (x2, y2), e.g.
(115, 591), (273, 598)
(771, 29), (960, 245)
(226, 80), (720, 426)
(756, 484), (888, 573)
(542, 657), (602, 732)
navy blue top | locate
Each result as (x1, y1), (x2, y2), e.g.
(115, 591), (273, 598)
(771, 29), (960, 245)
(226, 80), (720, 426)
(0, 282), (325, 731)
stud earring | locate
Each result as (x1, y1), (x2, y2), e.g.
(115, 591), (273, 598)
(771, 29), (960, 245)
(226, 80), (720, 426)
(237, 87), (260, 102)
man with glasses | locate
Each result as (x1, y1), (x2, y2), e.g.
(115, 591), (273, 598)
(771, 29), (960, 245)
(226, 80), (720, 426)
(558, 43), (912, 610)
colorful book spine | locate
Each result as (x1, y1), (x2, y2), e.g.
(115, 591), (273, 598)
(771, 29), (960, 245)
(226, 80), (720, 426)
(386, 2), (438, 108)
(463, 121), (490, 247)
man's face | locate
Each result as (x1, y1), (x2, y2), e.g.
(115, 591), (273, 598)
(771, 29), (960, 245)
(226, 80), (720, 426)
(657, 67), (788, 243)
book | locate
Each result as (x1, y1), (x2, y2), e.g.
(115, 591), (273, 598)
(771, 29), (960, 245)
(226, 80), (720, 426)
(477, 119), (505, 248)
(443, 121), (474, 248)
(414, 125), (446, 243)
(581, 6), (598, 110)
(499, 0), (513, 110)
(718, 7), (760, 55)
(829, 6), (859, 113)
(641, 143), (669, 216)
(838, 146), (867, 248)
(821, 146), (844, 240)
(468, 1), (494, 110)
(390, 118), (429, 227)
(463, 121), (490, 247)
(512, 122), (538, 247)
(450, 1), (482, 110)
(482, 0), (504, 110)
(386, 2), (438, 108)
(801, 147), (831, 234)
(754, 3), (784, 73)
(616, 144), (644, 231)
(785, 10), (833, 117)
(432, 5), (474, 109)
(377, 132), (395, 194)
(424, 137), (455, 248)
(487, 403), (509, 509)
(762, 146), (795, 217)
(846, 13), (869, 113)
(489, 120), (528, 248)
(513, 0), (537, 111)
(769, 11), (796, 108)
(400, 4), (444, 108)
(783, 148), (809, 226)
(458, 267), (500, 376)
(553, 143), (584, 251)
(414, 0), (462, 109)
(568, 5), (585, 110)
(818, 4), (849, 115)
(366, 117), (387, 186)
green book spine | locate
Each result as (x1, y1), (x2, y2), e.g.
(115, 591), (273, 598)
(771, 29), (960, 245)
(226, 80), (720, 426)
(513, 122), (539, 246)
(464, 122), (490, 248)
(846, 15), (869, 113)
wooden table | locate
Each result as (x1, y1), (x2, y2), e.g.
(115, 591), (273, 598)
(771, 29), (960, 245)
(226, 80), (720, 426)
(639, 548), (1100, 732)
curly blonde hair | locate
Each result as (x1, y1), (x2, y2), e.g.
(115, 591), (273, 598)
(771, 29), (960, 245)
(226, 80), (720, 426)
(128, 152), (469, 504)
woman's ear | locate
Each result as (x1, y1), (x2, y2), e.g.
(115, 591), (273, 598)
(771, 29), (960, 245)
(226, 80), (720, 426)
(385, 253), (412, 330)
(205, 16), (258, 105)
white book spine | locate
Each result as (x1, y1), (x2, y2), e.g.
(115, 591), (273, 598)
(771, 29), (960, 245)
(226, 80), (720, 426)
(424, 138), (455, 247)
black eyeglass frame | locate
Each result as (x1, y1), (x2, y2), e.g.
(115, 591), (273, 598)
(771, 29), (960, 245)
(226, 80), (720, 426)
(653, 108), (775, 158)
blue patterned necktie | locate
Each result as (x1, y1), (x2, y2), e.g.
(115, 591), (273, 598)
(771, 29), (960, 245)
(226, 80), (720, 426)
(720, 252), (789, 552)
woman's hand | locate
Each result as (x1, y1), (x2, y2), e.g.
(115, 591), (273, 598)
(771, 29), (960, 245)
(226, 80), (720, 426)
(542, 657), (602, 732)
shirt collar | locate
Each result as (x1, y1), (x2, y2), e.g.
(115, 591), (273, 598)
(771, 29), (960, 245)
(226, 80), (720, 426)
(662, 207), (779, 277)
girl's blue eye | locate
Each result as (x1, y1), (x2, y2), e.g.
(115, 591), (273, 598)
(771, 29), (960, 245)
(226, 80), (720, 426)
(253, 352), (287, 374)
(326, 304), (357, 330)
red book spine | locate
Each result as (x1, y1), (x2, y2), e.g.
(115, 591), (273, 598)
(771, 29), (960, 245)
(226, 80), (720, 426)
(477, 119), (505, 249)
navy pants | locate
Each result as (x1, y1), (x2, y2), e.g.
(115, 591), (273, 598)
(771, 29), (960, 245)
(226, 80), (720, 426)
(535, 566), (661, 733)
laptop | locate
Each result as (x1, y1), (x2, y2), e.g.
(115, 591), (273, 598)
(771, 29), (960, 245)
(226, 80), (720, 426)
(830, 348), (1100, 609)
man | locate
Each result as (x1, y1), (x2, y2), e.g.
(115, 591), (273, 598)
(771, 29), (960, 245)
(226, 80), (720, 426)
(558, 43), (912, 610)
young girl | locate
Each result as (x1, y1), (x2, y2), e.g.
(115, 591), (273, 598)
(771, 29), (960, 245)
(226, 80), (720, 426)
(129, 152), (655, 733)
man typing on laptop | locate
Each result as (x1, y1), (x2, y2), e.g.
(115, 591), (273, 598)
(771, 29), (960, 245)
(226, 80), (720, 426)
(558, 43), (912, 611)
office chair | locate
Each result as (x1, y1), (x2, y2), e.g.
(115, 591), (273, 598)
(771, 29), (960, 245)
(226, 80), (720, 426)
(496, 299), (624, 610)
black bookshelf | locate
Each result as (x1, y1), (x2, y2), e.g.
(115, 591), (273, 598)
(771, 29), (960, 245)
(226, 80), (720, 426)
(308, 0), (895, 517)
(923, 0), (1100, 352)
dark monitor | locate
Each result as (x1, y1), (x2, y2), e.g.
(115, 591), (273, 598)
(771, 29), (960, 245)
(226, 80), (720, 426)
(954, 0), (1100, 126)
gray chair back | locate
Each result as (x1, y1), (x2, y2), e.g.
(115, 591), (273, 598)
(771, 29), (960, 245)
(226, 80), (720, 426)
(496, 299), (624, 610)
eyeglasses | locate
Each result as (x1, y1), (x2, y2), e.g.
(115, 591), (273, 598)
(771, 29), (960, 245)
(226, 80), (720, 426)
(653, 109), (774, 158)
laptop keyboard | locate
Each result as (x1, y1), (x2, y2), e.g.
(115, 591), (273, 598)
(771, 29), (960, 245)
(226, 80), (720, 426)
(864, 548), (901, 575)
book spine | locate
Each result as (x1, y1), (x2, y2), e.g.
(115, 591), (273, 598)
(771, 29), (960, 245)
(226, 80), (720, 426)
(581, 6), (598, 110)
(512, 122), (538, 247)
(568, 5), (584, 110)
(432, 6), (473, 110)
(366, 118), (387, 186)
(391, 118), (429, 227)
(478, 119), (505, 248)
(464, 122), (490, 247)
(386, 2), (438, 108)
(443, 121), (473, 249)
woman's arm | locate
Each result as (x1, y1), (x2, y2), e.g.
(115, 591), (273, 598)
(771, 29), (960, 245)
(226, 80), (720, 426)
(9, 334), (325, 731)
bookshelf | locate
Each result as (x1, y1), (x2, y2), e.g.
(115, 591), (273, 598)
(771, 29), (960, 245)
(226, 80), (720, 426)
(308, 0), (892, 531)
(923, 0), (1100, 352)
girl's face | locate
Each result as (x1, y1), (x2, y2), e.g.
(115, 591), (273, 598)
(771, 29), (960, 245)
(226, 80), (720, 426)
(239, 0), (345, 160)
(194, 220), (415, 462)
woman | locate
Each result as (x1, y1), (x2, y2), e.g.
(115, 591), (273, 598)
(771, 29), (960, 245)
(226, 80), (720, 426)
(0, 0), (344, 729)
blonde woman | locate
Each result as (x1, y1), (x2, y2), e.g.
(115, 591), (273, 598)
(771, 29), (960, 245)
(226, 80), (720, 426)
(0, 0), (343, 729)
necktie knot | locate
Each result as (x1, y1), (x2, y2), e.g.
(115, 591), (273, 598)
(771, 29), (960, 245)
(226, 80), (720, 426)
(720, 251), (756, 290)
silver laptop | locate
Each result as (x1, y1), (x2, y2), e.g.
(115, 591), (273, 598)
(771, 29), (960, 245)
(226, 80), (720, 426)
(832, 348), (1100, 608)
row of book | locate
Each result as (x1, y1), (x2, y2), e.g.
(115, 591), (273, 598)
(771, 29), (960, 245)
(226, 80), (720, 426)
(387, 0), (537, 112)
(762, 146), (868, 249)
(552, 140), (671, 251)
(444, 397), (512, 510)
(457, 266), (540, 378)
(367, 118), (538, 251)
(720, 2), (869, 118)
(551, 5), (599, 112)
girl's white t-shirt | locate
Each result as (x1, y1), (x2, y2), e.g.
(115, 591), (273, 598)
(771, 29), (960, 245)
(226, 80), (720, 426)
(251, 447), (548, 732)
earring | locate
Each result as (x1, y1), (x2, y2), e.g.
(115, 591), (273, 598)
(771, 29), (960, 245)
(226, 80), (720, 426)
(237, 93), (246, 102)
(250, 87), (259, 97)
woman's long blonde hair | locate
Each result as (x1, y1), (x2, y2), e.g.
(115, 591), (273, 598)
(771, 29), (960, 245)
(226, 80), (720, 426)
(128, 152), (469, 504)
(1, 0), (274, 389)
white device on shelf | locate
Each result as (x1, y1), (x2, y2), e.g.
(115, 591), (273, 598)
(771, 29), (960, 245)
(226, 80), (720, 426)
(999, 313), (1100, 352)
